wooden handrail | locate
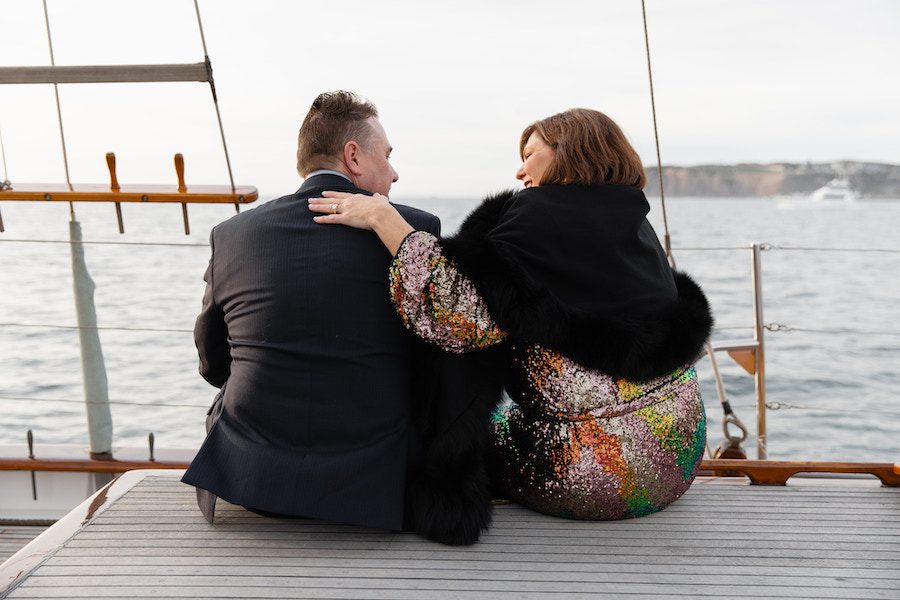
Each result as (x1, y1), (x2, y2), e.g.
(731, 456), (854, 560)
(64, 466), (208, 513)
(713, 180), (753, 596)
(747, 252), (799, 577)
(0, 458), (190, 473)
(0, 183), (257, 204)
(700, 459), (900, 487)
(2, 457), (897, 485)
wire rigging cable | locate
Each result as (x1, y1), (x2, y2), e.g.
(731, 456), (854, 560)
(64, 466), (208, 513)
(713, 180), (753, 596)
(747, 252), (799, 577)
(193, 0), (236, 195)
(0, 238), (210, 247)
(0, 395), (208, 409)
(0, 322), (193, 334)
(0, 0), (247, 217)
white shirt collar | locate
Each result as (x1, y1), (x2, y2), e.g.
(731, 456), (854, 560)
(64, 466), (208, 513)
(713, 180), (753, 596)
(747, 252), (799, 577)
(305, 169), (351, 182)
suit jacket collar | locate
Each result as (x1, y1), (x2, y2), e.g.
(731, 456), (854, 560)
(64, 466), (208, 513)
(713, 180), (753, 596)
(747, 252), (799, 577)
(296, 173), (368, 198)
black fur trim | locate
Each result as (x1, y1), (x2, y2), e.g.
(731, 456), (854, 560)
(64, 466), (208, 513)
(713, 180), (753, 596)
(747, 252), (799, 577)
(442, 190), (713, 381)
(408, 345), (507, 545)
(407, 188), (712, 544)
(408, 451), (492, 545)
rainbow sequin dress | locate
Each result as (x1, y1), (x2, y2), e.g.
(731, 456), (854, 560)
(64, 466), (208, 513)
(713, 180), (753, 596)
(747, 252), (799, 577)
(391, 231), (706, 520)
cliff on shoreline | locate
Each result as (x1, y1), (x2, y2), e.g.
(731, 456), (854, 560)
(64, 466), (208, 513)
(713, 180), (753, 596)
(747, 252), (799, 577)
(643, 161), (900, 198)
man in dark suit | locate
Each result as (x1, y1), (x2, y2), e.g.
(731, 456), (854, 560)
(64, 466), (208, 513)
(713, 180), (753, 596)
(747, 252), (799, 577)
(182, 91), (440, 530)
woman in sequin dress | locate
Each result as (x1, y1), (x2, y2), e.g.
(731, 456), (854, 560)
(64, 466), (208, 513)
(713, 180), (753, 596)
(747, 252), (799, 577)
(309, 108), (713, 542)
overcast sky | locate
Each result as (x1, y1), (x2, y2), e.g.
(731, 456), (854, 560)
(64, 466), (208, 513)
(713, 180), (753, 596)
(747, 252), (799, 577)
(1, 0), (898, 199)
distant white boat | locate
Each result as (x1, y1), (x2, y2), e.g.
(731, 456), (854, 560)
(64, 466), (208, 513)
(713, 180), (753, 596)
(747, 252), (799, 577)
(810, 177), (858, 203)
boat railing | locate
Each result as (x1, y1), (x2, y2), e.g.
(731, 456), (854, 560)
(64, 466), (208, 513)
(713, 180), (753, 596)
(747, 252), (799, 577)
(2, 234), (900, 466)
(680, 242), (900, 460)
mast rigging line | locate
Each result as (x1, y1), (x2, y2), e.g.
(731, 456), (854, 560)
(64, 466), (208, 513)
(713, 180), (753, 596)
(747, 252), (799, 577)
(640, 0), (673, 270)
(40, 0), (73, 222)
(3, 1), (239, 204)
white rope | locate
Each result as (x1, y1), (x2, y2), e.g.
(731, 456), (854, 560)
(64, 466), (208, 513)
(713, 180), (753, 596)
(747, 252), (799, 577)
(41, 0), (74, 219)
(192, 0), (211, 57)
(640, 0), (674, 269)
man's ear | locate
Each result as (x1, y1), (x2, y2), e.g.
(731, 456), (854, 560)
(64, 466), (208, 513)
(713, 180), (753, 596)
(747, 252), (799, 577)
(342, 141), (364, 176)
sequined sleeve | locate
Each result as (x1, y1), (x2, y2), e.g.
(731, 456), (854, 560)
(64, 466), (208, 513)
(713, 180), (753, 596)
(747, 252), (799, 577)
(389, 231), (507, 353)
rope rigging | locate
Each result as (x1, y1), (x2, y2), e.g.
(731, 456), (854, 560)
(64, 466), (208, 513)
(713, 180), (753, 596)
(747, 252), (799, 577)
(640, 0), (674, 270)
(639, 1), (750, 458)
(41, 0), (72, 206)
(0, 0), (256, 234)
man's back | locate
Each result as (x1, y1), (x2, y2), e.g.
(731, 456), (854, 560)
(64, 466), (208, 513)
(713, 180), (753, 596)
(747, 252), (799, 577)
(183, 173), (440, 529)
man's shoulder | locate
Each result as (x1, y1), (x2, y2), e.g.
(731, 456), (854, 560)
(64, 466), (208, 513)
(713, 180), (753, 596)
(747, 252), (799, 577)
(392, 202), (439, 232)
(211, 193), (294, 233)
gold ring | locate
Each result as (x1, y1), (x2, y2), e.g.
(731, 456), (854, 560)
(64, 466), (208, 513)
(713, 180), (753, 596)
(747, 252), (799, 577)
(331, 203), (338, 214)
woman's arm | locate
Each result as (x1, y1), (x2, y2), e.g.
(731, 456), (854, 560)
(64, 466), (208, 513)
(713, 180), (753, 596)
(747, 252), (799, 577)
(309, 191), (506, 352)
(390, 231), (507, 353)
(308, 191), (412, 255)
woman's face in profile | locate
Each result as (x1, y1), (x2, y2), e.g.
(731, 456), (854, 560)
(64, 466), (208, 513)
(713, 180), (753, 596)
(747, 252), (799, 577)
(516, 132), (554, 187)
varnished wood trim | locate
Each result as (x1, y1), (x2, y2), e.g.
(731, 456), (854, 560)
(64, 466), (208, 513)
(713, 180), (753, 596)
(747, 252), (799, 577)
(700, 459), (900, 487)
(0, 184), (257, 204)
(0, 458), (190, 473)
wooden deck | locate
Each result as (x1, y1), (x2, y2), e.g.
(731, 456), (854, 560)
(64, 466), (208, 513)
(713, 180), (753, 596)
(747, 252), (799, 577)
(0, 528), (46, 565)
(1, 470), (898, 599)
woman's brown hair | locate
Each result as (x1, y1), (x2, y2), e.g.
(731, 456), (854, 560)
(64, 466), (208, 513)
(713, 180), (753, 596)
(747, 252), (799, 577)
(520, 108), (646, 188)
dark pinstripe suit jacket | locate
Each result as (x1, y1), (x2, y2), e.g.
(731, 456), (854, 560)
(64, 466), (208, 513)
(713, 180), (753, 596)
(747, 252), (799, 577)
(181, 174), (440, 530)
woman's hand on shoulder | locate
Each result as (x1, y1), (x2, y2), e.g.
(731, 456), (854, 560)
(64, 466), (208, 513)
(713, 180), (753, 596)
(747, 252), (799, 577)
(308, 190), (391, 230)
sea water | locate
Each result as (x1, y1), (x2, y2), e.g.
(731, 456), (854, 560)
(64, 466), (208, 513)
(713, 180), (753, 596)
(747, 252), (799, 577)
(1, 195), (898, 462)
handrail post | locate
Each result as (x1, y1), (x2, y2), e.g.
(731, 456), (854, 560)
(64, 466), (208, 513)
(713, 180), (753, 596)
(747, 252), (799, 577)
(751, 243), (767, 459)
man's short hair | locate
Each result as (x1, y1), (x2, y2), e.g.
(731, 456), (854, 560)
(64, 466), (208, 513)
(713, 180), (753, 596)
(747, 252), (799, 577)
(520, 108), (647, 188)
(296, 91), (379, 177)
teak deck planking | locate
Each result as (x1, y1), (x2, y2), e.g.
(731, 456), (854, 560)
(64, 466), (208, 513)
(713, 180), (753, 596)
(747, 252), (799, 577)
(1, 470), (898, 599)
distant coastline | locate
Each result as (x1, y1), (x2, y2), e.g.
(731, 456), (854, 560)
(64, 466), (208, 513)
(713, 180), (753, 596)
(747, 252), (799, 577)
(643, 161), (900, 198)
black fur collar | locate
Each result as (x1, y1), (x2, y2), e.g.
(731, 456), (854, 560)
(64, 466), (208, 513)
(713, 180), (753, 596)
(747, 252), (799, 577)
(441, 188), (713, 381)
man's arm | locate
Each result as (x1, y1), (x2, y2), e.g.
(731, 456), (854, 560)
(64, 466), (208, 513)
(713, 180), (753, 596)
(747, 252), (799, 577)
(194, 229), (230, 388)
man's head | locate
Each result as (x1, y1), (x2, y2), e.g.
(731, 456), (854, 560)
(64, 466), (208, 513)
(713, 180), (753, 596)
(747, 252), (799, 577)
(296, 91), (399, 196)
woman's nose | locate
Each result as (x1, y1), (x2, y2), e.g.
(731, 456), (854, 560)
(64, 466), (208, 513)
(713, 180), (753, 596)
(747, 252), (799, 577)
(515, 166), (525, 181)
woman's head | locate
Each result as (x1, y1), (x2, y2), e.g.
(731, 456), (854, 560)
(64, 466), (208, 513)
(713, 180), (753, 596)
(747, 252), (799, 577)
(517, 108), (646, 189)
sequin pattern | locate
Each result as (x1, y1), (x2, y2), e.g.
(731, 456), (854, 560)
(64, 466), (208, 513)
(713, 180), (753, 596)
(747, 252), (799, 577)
(492, 344), (706, 520)
(389, 231), (506, 353)
(389, 231), (705, 521)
